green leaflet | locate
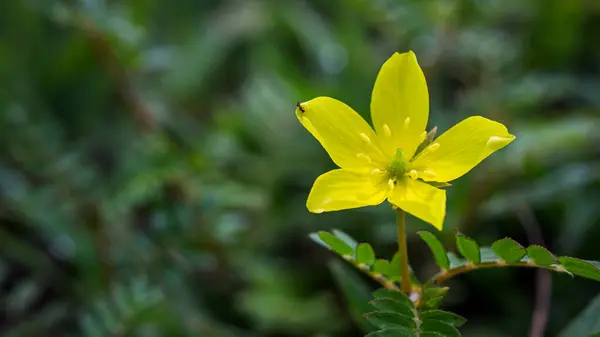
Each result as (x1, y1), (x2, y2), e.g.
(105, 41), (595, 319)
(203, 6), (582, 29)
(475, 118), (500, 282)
(491, 238), (526, 263)
(372, 289), (414, 309)
(558, 257), (600, 281)
(317, 231), (354, 257)
(418, 231), (450, 270)
(420, 320), (461, 337)
(369, 298), (414, 317)
(365, 328), (416, 337)
(421, 310), (467, 327)
(356, 243), (376, 266)
(455, 233), (480, 264)
(364, 312), (416, 330)
(526, 245), (558, 266)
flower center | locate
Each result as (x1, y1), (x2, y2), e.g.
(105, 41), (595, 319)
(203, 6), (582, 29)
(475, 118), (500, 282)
(387, 148), (408, 183)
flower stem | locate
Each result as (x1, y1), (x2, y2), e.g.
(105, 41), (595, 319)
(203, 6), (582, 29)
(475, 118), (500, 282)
(396, 209), (411, 294)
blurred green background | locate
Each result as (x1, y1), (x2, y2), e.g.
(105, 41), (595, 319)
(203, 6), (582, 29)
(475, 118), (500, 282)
(1, 0), (599, 336)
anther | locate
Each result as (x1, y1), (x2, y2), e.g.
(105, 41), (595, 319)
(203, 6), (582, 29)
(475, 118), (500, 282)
(422, 170), (436, 179)
(359, 133), (371, 144)
(370, 168), (383, 175)
(356, 153), (372, 163)
(408, 170), (418, 180)
(403, 117), (411, 129)
(428, 143), (440, 152)
(382, 124), (392, 138)
(387, 179), (395, 191)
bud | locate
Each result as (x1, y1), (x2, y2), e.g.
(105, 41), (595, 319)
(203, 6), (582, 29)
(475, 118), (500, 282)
(413, 126), (438, 157)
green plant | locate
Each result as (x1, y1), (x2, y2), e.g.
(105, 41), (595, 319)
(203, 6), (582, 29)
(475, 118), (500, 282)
(310, 223), (600, 336)
(301, 52), (600, 336)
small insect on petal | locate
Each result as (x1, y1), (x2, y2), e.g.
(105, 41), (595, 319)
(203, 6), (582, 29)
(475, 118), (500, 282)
(296, 101), (305, 113)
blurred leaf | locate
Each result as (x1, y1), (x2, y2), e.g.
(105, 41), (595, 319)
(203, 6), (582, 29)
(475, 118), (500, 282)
(318, 231), (355, 257)
(373, 259), (391, 275)
(328, 260), (376, 333)
(559, 292), (600, 337)
(332, 228), (359, 250)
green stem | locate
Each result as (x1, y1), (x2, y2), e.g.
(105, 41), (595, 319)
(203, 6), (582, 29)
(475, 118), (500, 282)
(432, 262), (563, 285)
(396, 209), (411, 294)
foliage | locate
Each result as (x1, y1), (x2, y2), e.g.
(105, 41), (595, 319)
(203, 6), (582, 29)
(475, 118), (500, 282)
(311, 229), (600, 335)
(1, 0), (600, 336)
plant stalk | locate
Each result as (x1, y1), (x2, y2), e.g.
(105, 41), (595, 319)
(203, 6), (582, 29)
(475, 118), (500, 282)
(396, 209), (411, 294)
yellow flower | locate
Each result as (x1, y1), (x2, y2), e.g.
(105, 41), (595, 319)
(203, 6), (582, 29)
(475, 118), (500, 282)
(295, 51), (515, 230)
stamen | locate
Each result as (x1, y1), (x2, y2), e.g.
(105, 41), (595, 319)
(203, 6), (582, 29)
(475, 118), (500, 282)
(422, 170), (436, 179)
(356, 153), (372, 163)
(387, 179), (395, 191)
(369, 169), (387, 185)
(419, 131), (427, 142)
(370, 168), (383, 175)
(382, 124), (392, 138)
(408, 170), (418, 180)
(359, 133), (371, 144)
(428, 143), (440, 152)
(403, 117), (411, 129)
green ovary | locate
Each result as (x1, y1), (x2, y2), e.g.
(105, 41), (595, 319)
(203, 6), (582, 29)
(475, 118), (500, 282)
(387, 148), (408, 182)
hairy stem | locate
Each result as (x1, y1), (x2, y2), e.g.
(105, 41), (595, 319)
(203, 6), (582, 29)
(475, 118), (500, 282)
(396, 209), (411, 294)
(432, 262), (561, 284)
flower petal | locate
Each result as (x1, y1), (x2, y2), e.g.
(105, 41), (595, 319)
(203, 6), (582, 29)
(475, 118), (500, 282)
(296, 97), (388, 170)
(388, 179), (446, 230)
(307, 169), (388, 213)
(409, 116), (515, 182)
(371, 51), (429, 159)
